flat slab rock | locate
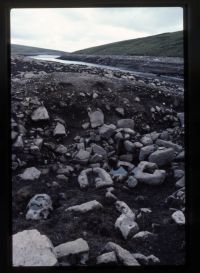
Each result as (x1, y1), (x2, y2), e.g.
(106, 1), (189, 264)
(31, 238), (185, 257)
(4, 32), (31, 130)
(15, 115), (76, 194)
(13, 229), (57, 266)
(65, 200), (103, 213)
(55, 238), (89, 265)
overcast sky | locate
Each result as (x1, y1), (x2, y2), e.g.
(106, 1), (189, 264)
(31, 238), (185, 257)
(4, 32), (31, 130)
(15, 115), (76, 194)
(11, 7), (183, 52)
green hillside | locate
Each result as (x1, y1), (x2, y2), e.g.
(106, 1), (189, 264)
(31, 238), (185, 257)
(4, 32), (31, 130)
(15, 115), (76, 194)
(11, 44), (67, 56)
(73, 31), (183, 57)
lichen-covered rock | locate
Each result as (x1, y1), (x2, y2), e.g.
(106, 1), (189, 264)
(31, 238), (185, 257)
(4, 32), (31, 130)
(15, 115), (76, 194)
(26, 194), (53, 220)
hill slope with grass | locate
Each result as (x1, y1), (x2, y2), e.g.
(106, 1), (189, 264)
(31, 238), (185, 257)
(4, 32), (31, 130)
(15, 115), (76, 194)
(73, 31), (183, 57)
(11, 44), (67, 56)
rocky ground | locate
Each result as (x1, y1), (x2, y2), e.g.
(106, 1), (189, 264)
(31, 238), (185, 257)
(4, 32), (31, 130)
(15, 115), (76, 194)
(11, 55), (185, 266)
(58, 54), (184, 78)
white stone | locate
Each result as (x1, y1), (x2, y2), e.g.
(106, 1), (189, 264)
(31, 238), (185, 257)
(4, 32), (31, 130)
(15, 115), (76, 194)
(88, 109), (104, 128)
(115, 201), (139, 239)
(19, 167), (41, 181)
(53, 122), (66, 136)
(31, 106), (49, 121)
(55, 238), (89, 265)
(65, 200), (103, 213)
(13, 229), (57, 266)
(171, 210), (185, 225)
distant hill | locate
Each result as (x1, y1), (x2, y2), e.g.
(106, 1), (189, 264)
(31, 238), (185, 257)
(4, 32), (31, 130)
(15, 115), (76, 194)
(11, 44), (67, 56)
(73, 31), (183, 57)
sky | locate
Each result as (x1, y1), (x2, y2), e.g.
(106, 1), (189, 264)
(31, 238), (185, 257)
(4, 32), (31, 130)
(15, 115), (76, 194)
(11, 7), (183, 52)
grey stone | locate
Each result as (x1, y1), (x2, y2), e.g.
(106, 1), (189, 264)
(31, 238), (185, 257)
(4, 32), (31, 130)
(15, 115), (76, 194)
(141, 135), (153, 146)
(13, 135), (24, 150)
(55, 144), (68, 154)
(31, 106), (49, 121)
(132, 253), (148, 265)
(103, 242), (140, 266)
(127, 176), (138, 188)
(26, 194), (53, 220)
(19, 167), (41, 181)
(132, 231), (157, 241)
(147, 255), (160, 265)
(134, 161), (166, 185)
(155, 139), (182, 152)
(117, 119), (134, 130)
(124, 140), (135, 152)
(53, 122), (66, 136)
(13, 229), (57, 266)
(96, 251), (118, 265)
(139, 145), (155, 161)
(177, 112), (184, 127)
(148, 148), (176, 167)
(88, 109), (104, 128)
(174, 169), (184, 180)
(55, 238), (89, 265)
(92, 144), (107, 157)
(176, 176), (185, 188)
(93, 167), (114, 188)
(75, 149), (90, 164)
(115, 107), (125, 116)
(65, 200), (103, 213)
(99, 124), (116, 139)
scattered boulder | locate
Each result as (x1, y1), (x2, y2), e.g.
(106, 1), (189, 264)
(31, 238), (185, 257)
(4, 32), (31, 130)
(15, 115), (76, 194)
(139, 145), (155, 161)
(88, 109), (104, 128)
(148, 148), (176, 167)
(19, 167), (41, 181)
(134, 161), (166, 185)
(75, 149), (90, 164)
(96, 251), (118, 265)
(115, 201), (139, 239)
(53, 122), (66, 136)
(55, 238), (89, 265)
(65, 200), (103, 213)
(176, 176), (185, 188)
(99, 124), (116, 139)
(171, 210), (185, 225)
(126, 176), (138, 188)
(31, 106), (49, 121)
(117, 119), (134, 130)
(26, 194), (53, 220)
(13, 229), (57, 266)
(103, 242), (140, 266)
